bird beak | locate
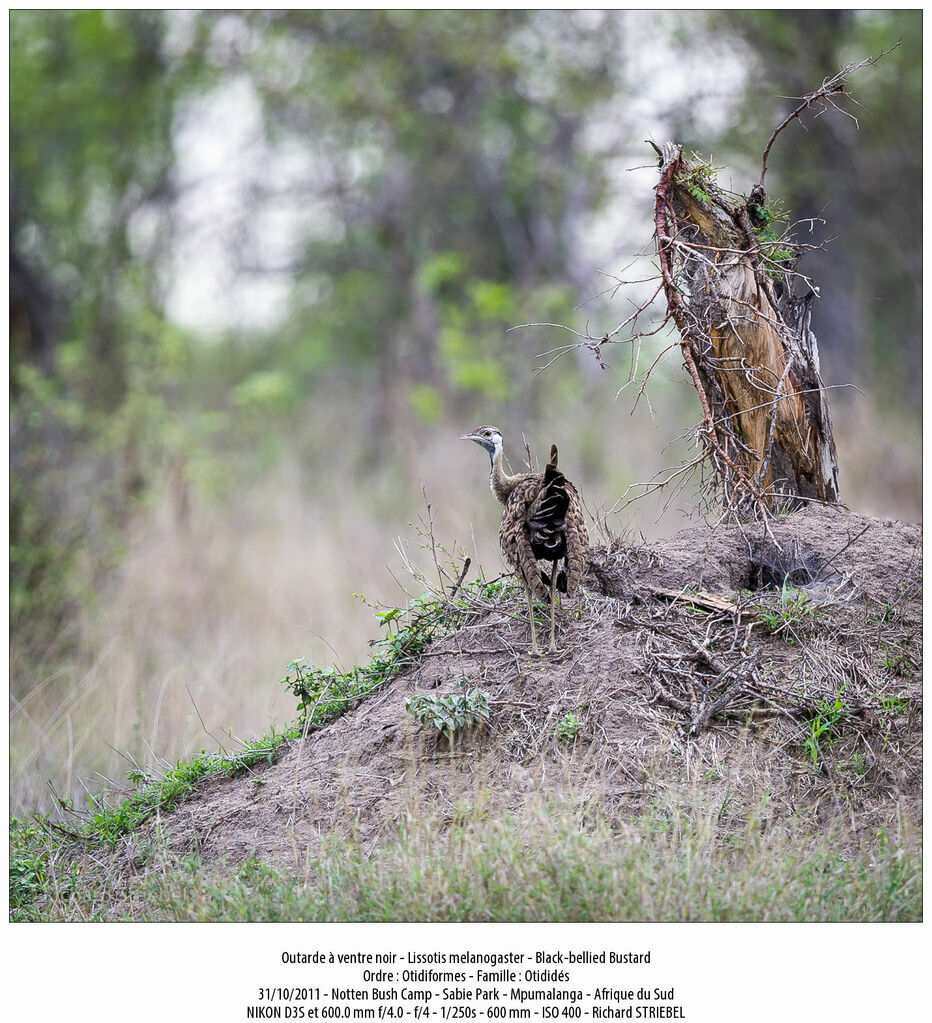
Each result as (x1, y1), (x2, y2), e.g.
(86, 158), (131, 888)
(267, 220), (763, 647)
(460, 434), (476, 441)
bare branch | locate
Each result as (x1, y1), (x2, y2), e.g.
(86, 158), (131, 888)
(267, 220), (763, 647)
(759, 41), (901, 189)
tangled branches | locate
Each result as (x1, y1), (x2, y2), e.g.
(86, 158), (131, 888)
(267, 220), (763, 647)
(652, 140), (842, 522)
(515, 45), (901, 525)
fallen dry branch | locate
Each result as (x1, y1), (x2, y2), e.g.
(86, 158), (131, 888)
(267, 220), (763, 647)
(639, 621), (764, 737)
(647, 586), (745, 617)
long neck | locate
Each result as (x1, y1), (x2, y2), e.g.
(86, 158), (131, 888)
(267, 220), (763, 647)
(489, 445), (519, 505)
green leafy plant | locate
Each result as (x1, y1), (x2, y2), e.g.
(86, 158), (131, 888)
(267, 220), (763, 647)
(281, 587), (468, 725)
(750, 197), (798, 277)
(803, 686), (848, 767)
(556, 711), (582, 743)
(678, 164), (715, 204)
(877, 648), (905, 673)
(879, 694), (909, 715)
(405, 685), (490, 739)
(755, 577), (816, 636)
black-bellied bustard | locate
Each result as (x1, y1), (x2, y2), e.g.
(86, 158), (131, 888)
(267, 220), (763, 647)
(462, 425), (588, 654)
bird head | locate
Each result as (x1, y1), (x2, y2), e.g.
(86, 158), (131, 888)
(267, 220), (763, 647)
(460, 425), (503, 462)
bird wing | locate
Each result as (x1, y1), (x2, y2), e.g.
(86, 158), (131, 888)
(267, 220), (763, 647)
(498, 449), (589, 600)
(500, 474), (550, 599)
(562, 480), (589, 595)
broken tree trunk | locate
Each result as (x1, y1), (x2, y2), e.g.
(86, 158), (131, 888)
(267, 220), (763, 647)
(654, 141), (840, 519)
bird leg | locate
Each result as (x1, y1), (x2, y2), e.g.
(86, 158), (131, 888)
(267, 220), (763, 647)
(549, 567), (559, 653)
(526, 584), (543, 656)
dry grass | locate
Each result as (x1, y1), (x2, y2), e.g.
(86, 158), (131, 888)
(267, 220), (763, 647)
(14, 791), (921, 922)
(833, 397), (922, 522)
(11, 482), (398, 814)
(9, 386), (920, 823)
(8, 397), (692, 817)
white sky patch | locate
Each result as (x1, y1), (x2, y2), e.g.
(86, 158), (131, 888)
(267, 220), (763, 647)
(164, 11), (752, 338)
(168, 75), (319, 334)
(581, 12), (751, 273)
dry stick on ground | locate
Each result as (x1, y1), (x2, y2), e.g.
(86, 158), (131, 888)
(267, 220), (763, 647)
(688, 647), (763, 736)
(640, 626), (763, 737)
(634, 593), (898, 741)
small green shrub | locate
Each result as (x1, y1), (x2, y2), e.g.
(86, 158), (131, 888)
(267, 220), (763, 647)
(556, 711), (582, 743)
(750, 198), (799, 277)
(879, 694), (910, 714)
(405, 686), (490, 739)
(755, 577), (816, 636)
(677, 157), (717, 205)
(281, 587), (473, 725)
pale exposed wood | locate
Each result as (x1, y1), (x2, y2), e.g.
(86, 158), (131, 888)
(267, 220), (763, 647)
(648, 586), (744, 617)
(655, 145), (840, 514)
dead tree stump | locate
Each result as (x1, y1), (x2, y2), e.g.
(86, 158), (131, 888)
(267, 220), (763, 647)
(654, 141), (840, 518)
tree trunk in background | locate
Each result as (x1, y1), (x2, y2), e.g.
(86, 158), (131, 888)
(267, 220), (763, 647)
(655, 143), (840, 516)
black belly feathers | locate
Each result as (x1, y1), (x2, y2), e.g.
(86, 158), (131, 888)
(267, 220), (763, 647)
(526, 446), (571, 595)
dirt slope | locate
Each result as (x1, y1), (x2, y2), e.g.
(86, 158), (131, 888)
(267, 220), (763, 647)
(137, 504), (922, 879)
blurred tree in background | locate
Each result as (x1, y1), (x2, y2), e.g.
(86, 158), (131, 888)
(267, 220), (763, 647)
(10, 9), (626, 664)
(11, 11), (213, 655)
(232, 10), (622, 444)
(10, 9), (920, 676)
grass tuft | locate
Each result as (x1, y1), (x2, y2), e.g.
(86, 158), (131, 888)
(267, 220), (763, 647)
(13, 800), (921, 923)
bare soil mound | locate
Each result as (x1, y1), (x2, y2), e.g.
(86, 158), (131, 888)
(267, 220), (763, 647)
(135, 504), (921, 879)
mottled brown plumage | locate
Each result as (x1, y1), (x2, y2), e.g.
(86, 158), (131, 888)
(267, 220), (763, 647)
(461, 426), (589, 653)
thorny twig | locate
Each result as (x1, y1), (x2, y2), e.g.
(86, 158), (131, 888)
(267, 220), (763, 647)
(758, 42), (901, 189)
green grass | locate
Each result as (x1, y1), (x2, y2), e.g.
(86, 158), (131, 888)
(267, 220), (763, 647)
(802, 686), (848, 768)
(754, 579), (817, 637)
(12, 801), (921, 923)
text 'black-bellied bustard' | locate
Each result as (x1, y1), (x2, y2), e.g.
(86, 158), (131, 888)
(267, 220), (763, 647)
(462, 425), (589, 654)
